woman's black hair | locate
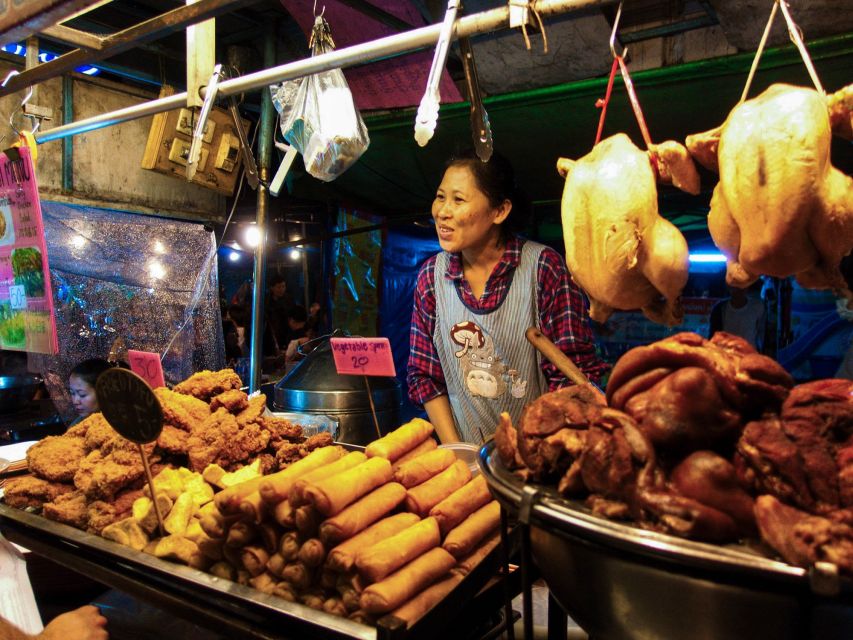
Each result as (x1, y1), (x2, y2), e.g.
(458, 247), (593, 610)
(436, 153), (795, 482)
(445, 149), (531, 242)
(69, 358), (116, 388)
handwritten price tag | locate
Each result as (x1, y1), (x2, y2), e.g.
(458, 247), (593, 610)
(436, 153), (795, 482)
(128, 349), (166, 389)
(330, 337), (396, 377)
(9, 285), (26, 310)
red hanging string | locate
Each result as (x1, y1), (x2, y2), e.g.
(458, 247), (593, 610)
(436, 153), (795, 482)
(616, 55), (653, 149)
(594, 57), (620, 146)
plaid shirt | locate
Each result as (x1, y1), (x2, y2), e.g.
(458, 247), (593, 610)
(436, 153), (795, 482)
(407, 237), (609, 406)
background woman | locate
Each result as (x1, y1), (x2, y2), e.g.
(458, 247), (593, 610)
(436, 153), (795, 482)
(407, 149), (607, 444)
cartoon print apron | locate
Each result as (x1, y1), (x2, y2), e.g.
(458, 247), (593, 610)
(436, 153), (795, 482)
(433, 240), (548, 444)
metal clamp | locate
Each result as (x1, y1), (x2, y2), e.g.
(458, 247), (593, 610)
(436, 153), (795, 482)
(519, 484), (540, 525)
(186, 63), (222, 182)
(414, 0), (460, 147)
(459, 36), (493, 162)
(226, 96), (259, 190)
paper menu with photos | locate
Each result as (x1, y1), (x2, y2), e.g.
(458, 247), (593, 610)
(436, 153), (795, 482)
(0, 146), (58, 354)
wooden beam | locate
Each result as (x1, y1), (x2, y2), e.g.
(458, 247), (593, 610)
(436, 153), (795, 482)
(0, 0), (95, 48)
(0, 0), (259, 96)
(40, 24), (105, 50)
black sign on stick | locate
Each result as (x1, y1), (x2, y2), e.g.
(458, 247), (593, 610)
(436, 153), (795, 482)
(95, 368), (164, 444)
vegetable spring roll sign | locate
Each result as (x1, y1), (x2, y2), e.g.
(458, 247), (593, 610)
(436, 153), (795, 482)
(0, 146), (58, 353)
(330, 337), (396, 376)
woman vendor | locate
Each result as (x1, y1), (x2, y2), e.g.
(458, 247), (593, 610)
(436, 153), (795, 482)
(407, 150), (608, 444)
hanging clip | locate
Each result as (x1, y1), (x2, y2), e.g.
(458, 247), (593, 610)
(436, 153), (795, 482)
(509, 1), (548, 53)
(223, 70), (259, 191)
(414, 0), (460, 147)
(186, 63), (223, 183)
(609, 2), (628, 61)
(459, 37), (493, 162)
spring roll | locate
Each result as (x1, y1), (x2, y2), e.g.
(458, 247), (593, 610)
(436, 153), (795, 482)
(429, 475), (492, 536)
(348, 610), (376, 626)
(442, 500), (500, 559)
(323, 597), (348, 617)
(249, 572), (278, 594)
(300, 590), (326, 611)
(390, 573), (464, 627)
(258, 446), (345, 504)
(289, 451), (368, 507)
(238, 490), (267, 524)
(319, 482), (407, 545)
(298, 538), (326, 568)
(281, 561), (313, 590)
(393, 448), (456, 489)
(391, 438), (438, 473)
(214, 476), (265, 515)
(304, 457), (392, 516)
(241, 545), (270, 577)
(365, 418), (434, 462)
(279, 530), (301, 561)
(355, 517), (441, 583)
(359, 547), (456, 615)
(326, 512), (421, 573)
(451, 531), (501, 576)
(266, 552), (287, 577)
(273, 499), (296, 528)
(405, 460), (471, 517)
(273, 582), (297, 602)
(295, 505), (321, 536)
(340, 586), (361, 612)
(226, 521), (258, 547)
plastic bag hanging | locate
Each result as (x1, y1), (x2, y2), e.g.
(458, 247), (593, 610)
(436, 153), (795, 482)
(270, 15), (369, 182)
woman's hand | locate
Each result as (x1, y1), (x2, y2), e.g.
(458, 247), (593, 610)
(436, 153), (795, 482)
(39, 606), (108, 640)
(423, 396), (461, 444)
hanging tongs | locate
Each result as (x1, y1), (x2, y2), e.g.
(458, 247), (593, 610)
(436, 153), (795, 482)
(186, 63), (223, 182)
(458, 37), (492, 162)
(414, 0), (460, 147)
(223, 68), (259, 190)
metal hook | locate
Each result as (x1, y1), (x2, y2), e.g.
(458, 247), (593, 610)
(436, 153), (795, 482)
(312, 0), (325, 17)
(609, 1), (628, 59)
(3, 71), (37, 136)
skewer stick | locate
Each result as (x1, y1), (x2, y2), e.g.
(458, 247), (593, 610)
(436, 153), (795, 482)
(138, 443), (166, 537)
(363, 375), (382, 440)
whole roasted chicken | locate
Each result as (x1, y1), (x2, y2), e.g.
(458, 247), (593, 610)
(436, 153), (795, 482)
(686, 83), (853, 291)
(558, 133), (700, 326)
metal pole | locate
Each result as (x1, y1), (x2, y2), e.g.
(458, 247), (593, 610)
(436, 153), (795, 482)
(62, 74), (73, 192)
(248, 24), (276, 393)
(35, 0), (614, 144)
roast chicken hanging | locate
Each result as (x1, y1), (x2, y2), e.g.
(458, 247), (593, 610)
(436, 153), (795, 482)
(686, 83), (853, 292)
(557, 134), (700, 326)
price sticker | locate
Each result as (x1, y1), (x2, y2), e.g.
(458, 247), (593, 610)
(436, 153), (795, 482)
(330, 337), (396, 376)
(128, 349), (166, 389)
(9, 285), (26, 310)
(95, 368), (163, 444)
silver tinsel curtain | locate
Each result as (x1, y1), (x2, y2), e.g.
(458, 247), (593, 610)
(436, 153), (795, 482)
(30, 201), (224, 422)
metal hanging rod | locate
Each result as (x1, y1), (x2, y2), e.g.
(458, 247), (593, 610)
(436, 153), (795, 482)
(36, 0), (614, 144)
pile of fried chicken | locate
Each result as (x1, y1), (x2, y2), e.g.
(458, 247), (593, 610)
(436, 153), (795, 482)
(4, 369), (332, 534)
(496, 332), (853, 575)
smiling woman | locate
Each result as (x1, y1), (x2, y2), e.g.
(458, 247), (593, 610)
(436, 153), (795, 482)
(407, 149), (608, 445)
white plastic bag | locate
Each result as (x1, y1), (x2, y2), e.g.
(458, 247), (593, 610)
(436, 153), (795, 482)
(270, 15), (369, 182)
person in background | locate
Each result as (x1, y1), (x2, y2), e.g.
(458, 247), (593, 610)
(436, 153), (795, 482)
(0, 606), (108, 640)
(708, 280), (766, 351)
(307, 302), (326, 334)
(266, 274), (294, 347)
(68, 359), (114, 425)
(221, 305), (243, 364)
(283, 305), (309, 346)
(407, 149), (608, 445)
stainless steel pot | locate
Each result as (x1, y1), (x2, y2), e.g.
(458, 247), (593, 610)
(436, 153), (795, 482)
(273, 336), (401, 445)
(479, 441), (853, 640)
(0, 374), (43, 413)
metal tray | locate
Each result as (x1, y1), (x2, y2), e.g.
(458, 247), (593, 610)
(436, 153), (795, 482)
(0, 492), (510, 640)
(478, 441), (853, 640)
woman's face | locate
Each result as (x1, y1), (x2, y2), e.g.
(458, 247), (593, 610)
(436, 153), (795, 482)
(432, 165), (510, 254)
(69, 374), (99, 418)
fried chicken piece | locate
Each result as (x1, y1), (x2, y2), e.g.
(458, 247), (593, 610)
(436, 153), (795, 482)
(3, 475), (74, 509)
(65, 421), (90, 438)
(173, 369), (242, 402)
(253, 453), (277, 475)
(186, 407), (271, 472)
(157, 425), (189, 455)
(155, 387), (211, 431)
(27, 435), (88, 482)
(83, 413), (118, 451)
(42, 490), (89, 529)
(261, 415), (304, 444)
(301, 432), (333, 453)
(85, 487), (144, 535)
(275, 442), (303, 468)
(236, 394), (267, 427)
(210, 389), (249, 413)
(74, 449), (145, 501)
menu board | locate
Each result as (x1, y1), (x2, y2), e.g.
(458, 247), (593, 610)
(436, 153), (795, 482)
(0, 146), (58, 354)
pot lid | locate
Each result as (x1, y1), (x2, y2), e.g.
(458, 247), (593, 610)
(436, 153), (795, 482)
(274, 334), (401, 413)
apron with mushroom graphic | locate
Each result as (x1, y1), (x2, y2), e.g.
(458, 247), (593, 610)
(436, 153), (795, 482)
(432, 240), (548, 444)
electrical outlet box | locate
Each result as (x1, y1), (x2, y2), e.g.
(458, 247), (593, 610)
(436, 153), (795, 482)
(141, 85), (251, 196)
(176, 108), (215, 142)
(168, 137), (209, 170)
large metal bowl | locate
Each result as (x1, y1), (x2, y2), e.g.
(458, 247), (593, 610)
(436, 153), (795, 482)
(0, 374), (42, 413)
(479, 441), (853, 640)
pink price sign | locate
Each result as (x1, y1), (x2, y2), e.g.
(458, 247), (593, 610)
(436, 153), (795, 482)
(128, 349), (166, 389)
(330, 337), (396, 377)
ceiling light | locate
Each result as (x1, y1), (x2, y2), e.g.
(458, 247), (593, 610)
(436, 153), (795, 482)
(228, 250), (240, 262)
(245, 225), (261, 248)
(289, 248), (301, 261)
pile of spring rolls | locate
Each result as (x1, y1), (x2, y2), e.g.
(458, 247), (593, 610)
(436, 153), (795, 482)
(200, 417), (502, 628)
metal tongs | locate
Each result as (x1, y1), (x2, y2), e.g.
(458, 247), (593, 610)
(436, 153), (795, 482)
(414, 0), (460, 147)
(458, 36), (492, 161)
